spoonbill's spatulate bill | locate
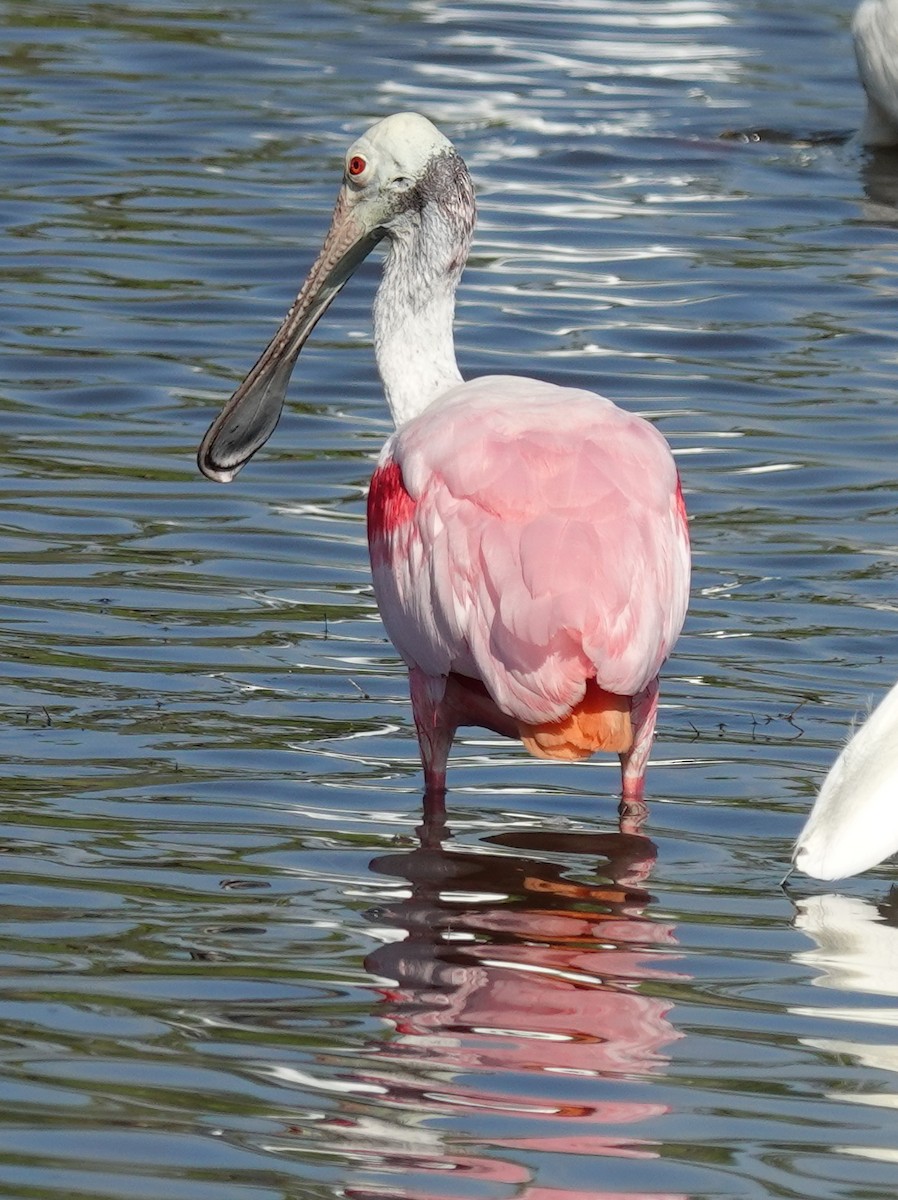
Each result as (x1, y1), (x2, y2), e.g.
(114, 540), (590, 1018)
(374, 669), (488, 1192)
(198, 112), (691, 809)
(794, 679), (898, 879)
(854, 0), (898, 146)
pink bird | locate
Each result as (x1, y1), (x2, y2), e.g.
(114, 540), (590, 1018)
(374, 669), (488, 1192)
(198, 113), (690, 817)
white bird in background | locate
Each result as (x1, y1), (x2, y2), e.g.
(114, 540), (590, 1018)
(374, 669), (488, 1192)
(793, 678), (898, 879)
(854, 0), (898, 146)
(792, 1), (898, 880)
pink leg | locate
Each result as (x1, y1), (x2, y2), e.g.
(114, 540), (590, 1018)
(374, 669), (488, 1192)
(409, 667), (662, 833)
(617, 680), (660, 837)
(408, 668), (456, 799)
(407, 668), (519, 799)
(619, 677), (660, 804)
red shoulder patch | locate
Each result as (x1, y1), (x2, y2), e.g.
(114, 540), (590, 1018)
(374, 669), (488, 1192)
(675, 475), (689, 540)
(367, 459), (416, 541)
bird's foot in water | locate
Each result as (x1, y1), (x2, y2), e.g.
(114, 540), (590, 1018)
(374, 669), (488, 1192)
(418, 784), (449, 848)
(619, 795), (648, 838)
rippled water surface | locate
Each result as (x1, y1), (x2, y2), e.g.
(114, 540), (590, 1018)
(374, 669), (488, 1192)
(3, 0), (898, 1196)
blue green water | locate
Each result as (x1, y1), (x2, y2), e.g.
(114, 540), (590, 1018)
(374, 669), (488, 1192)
(2, 1), (898, 1196)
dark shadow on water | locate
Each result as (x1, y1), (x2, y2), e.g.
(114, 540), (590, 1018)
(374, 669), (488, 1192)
(719, 121), (898, 234)
(875, 884), (898, 925)
(859, 148), (898, 218)
(332, 813), (690, 1198)
(483, 827), (658, 887)
(718, 126), (853, 146)
(716, 126), (898, 224)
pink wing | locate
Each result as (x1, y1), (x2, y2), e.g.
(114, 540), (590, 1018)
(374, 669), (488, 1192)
(367, 376), (690, 726)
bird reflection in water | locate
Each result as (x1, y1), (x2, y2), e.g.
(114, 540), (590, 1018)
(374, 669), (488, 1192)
(334, 814), (688, 1199)
(859, 149), (898, 224)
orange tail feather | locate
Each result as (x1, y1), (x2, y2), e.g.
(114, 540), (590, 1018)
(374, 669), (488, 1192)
(519, 679), (633, 761)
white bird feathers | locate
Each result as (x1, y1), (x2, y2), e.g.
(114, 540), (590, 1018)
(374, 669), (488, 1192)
(794, 679), (898, 880)
(789, 4), (898, 880)
(854, 0), (898, 146)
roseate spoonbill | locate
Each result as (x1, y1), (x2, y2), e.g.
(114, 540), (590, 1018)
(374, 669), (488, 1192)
(197, 113), (690, 812)
(854, 0), (898, 146)
(793, 678), (898, 879)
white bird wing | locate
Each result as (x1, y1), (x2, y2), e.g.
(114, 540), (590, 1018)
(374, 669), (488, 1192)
(794, 677), (898, 880)
(853, 0), (898, 134)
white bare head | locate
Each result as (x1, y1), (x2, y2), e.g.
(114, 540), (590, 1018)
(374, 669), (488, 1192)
(197, 112), (475, 480)
(345, 112), (454, 191)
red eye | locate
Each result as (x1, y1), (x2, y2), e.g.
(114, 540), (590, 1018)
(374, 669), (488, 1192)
(348, 155), (367, 177)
